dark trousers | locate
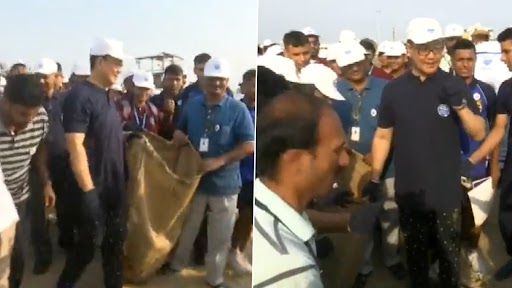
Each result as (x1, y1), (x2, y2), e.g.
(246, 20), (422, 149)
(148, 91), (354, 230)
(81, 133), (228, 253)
(28, 169), (53, 263)
(399, 208), (461, 288)
(499, 182), (512, 257)
(9, 200), (28, 288)
(58, 189), (127, 288)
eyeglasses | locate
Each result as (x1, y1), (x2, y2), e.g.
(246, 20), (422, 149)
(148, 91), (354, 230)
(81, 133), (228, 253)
(412, 40), (445, 56)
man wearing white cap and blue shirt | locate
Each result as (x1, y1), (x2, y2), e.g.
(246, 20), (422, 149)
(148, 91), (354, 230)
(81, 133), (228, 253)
(170, 58), (254, 288)
(441, 24), (465, 72)
(364, 18), (485, 287)
(57, 37), (127, 288)
(335, 41), (406, 287)
(383, 41), (408, 78)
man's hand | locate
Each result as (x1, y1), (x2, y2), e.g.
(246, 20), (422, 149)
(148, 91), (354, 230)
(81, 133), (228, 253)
(460, 158), (475, 190)
(43, 182), (56, 209)
(201, 157), (226, 173)
(81, 187), (102, 224)
(441, 79), (465, 108)
(173, 130), (188, 146)
(162, 99), (175, 114)
(363, 153), (372, 166)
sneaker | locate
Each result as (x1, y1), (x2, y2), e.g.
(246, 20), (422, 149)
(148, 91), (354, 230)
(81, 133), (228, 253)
(228, 249), (252, 274)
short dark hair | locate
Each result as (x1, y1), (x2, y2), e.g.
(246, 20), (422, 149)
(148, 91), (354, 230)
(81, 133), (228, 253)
(242, 69), (256, 82)
(257, 66), (290, 115)
(90, 55), (100, 70)
(164, 64), (184, 76)
(497, 28), (512, 43)
(283, 31), (309, 48)
(4, 74), (44, 107)
(56, 62), (63, 73)
(360, 38), (376, 54)
(256, 91), (329, 179)
(193, 53), (211, 65)
(449, 38), (476, 55)
(9, 63), (26, 73)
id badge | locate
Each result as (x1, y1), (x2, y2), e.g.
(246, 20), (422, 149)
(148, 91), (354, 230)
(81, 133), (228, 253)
(351, 127), (360, 142)
(199, 137), (209, 152)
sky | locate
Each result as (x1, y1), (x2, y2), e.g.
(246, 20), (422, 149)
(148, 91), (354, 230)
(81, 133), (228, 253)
(0, 0), (257, 86)
(258, 0), (511, 45)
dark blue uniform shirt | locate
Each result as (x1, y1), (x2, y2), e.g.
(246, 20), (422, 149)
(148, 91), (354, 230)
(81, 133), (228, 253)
(62, 81), (125, 199)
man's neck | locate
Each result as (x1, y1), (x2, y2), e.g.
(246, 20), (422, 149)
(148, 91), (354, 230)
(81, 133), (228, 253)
(205, 93), (224, 105)
(260, 177), (310, 213)
(349, 77), (368, 93)
(88, 74), (110, 90)
(133, 99), (146, 108)
(242, 96), (255, 107)
(464, 76), (474, 86)
(391, 67), (406, 78)
(411, 67), (437, 82)
(163, 90), (178, 99)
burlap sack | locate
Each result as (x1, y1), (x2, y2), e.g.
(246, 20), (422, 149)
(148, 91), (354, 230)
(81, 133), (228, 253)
(123, 132), (203, 284)
(337, 151), (371, 199)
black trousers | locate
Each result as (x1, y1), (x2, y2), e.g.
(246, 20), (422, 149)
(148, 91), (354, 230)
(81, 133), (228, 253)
(58, 188), (127, 288)
(499, 181), (512, 257)
(399, 208), (461, 288)
(28, 169), (53, 261)
(9, 200), (28, 288)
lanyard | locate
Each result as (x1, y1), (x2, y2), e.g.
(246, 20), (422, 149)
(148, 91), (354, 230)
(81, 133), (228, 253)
(254, 198), (319, 268)
(351, 89), (366, 124)
(133, 105), (147, 128)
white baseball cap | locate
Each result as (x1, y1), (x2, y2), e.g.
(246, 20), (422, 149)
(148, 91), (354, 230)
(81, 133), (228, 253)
(445, 24), (465, 38)
(339, 30), (357, 43)
(204, 58), (230, 79)
(377, 40), (392, 54)
(257, 55), (299, 83)
(34, 58), (58, 75)
(265, 45), (283, 56)
(71, 63), (90, 76)
(90, 38), (126, 60)
(336, 41), (367, 67)
(384, 41), (406, 56)
(132, 71), (155, 89)
(326, 43), (342, 61)
(262, 39), (274, 46)
(407, 18), (444, 44)
(302, 27), (319, 37)
(300, 63), (345, 100)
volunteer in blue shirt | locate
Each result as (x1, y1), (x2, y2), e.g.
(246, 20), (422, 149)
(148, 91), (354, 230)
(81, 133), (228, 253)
(229, 69), (255, 274)
(336, 41), (406, 288)
(57, 38), (127, 288)
(466, 27), (512, 281)
(170, 58), (254, 288)
(449, 38), (498, 286)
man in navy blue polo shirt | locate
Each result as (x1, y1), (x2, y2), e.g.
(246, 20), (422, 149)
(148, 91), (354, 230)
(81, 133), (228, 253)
(336, 41), (406, 287)
(57, 38), (127, 288)
(367, 18), (485, 287)
(170, 58), (254, 288)
(466, 27), (512, 281)
(448, 38), (498, 286)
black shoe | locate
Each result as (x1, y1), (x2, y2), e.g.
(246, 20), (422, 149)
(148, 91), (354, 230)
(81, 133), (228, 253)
(495, 259), (512, 281)
(352, 272), (372, 288)
(387, 262), (407, 280)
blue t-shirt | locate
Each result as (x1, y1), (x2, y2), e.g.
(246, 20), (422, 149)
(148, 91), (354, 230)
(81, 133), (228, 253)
(239, 100), (255, 183)
(177, 94), (254, 195)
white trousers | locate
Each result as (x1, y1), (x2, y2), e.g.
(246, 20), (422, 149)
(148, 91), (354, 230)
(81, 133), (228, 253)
(171, 192), (238, 285)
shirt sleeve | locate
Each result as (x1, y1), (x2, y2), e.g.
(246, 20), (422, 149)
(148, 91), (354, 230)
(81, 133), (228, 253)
(377, 84), (395, 128)
(234, 105), (255, 143)
(62, 88), (92, 133)
(496, 80), (512, 115)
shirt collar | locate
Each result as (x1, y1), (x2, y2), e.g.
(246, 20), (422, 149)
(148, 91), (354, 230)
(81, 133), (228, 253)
(338, 76), (375, 92)
(406, 68), (443, 81)
(201, 93), (229, 107)
(254, 178), (316, 242)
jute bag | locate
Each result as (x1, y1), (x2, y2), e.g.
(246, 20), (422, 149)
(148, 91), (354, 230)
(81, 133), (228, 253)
(123, 132), (203, 283)
(337, 151), (371, 199)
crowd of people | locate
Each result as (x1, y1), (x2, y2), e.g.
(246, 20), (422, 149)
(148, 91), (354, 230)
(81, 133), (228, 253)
(254, 18), (512, 288)
(0, 38), (255, 288)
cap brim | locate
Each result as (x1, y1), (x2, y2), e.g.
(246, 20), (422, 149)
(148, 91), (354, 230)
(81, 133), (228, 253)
(319, 85), (345, 101)
(204, 73), (230, 78)
(133, 81), (155, 89)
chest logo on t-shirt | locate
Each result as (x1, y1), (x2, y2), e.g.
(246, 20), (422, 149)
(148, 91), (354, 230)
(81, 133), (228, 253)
(437, 104), (450, 117)
(370, 108), (377, 117)
(473, 93), (483, 112)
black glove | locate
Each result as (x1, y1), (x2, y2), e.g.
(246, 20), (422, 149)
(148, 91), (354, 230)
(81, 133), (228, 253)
(361, 180), (381, 203)
(460, 158), (475, 190)
(81, 188), (102, 225)
(348, 203), (382, 235)
(123, 121), (144, 132)
(441, 78), (466, 107)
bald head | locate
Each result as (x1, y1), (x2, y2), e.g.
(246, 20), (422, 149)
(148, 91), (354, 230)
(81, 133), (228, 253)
(257, 91), (335, 178)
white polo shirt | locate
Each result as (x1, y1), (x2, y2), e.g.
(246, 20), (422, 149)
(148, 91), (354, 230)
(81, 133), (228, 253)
(0, 164), (19, 232)
(253, 179), (323, 288)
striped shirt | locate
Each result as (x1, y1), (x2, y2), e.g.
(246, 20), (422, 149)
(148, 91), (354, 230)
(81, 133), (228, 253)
(0, 107), (49, 203)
